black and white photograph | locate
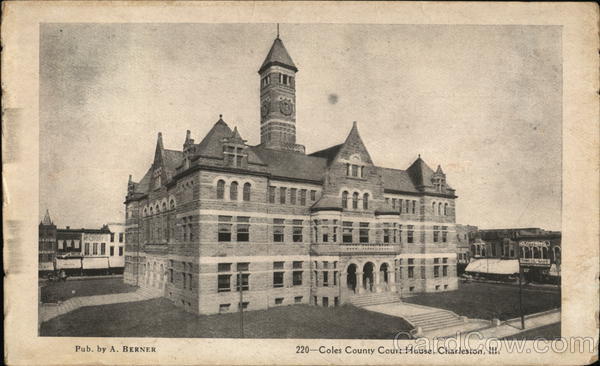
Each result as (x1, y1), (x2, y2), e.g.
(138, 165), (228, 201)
(3, 2), (598, 365)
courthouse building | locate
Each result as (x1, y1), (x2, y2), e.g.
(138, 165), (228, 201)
(123, 34), (459, 314)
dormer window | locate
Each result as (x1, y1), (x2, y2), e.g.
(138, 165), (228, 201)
(223, 145), (246, 168)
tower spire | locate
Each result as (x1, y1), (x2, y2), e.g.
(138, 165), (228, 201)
(277, 23), (280, 39)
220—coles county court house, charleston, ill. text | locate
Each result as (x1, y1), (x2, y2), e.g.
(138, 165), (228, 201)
(123, 33), (458, 315)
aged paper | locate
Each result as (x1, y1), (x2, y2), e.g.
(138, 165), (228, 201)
(3, 1), (599, 365)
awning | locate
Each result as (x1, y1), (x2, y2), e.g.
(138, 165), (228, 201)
(465, 259), (519, 275)
(82, 257), (110, 269)
(56, 258), (82, 269)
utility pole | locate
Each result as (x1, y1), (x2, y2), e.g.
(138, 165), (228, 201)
(518, 244), (525, 330)
(238, 271), (244, 338)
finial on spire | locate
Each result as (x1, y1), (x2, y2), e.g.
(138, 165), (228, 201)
(277, 23), (280, 39)
(219, 114), (223, 119)
(418, 154), (421, 158)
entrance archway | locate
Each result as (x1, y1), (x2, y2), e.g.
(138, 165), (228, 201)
(380, 263), (389, 284)
(346, 264), (357, 292)
(363, 262), (374, 292)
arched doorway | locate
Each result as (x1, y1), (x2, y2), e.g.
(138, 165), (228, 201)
(346, 264), (357, 292)
(380, 263), (389, 284)
(363, 262), (374, 292)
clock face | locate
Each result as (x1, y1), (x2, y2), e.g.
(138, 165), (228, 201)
(279, 100), (293, 116)
(261, 101), (270, 117)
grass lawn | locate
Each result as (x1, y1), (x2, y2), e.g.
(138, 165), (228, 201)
(40, 298), (412, 339)
(403, 281), (560, 321)
(40, 277), (137, 303)
(501, 322), (561, 340)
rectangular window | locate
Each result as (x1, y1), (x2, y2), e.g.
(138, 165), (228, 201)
(342, 221), (353, 243)
(333, 220), (338, 242)
(412, 200), (417, 214)
(399, 199), (403, 213)
(310, 190), (316, 201)
(218, 263), (231, 272)
(405, 201), (410, 213)
(169, 269), (173, 283)
(273, 261), (284, 270)
(359, 222), (369, 243)
(333, 271), (338, 285)
(110, 233), (115, 242)
(100, 243), (106, 255)
(383, 223), (390, 243)
(294, 296), (303, 304)
(293, 271), (303, 286)
(421, 266), (426, 279)
(443, 265), (448, 277)
(273, 218), (284, 242)
(57, 240), (64, 250)
(84, 243), (90, 255)
(392, 198), (397, 209)
(442, 226), (448, 243)
(433, 226), (439, 243)
(275, 297), (284, 305)
(237, 217), (250, 242)
(293, 261), (303, 269)
(93, 243), (98, 255)
(218, 216), (232, 242)
(398, 224), (402, 243)
(119, 233), (124, 243)
(219, 304), (230, 313)
(434, 265), (440, 278)
(74, 240), (80, 249)
(292, 220), (303, 242)
(236, 273), (250, 291)
(237, 262), (249, 272)
(300, 189), (307, 205)
(279, 187), (286, 204)
(119, 247), (123, 256)
(351, 165), (358, 177)
(110, 246), (114, 256)
(218, 275), (231, 292)
(407, 225), (414, 243)
(323, 271), (329, 287)
(268, 186), (276, 203)
(408, 266), (414, 278)
(273, 271), (284, 288)
(290, 188), (297, 205)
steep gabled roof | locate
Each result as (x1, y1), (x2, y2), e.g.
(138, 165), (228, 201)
(41, 209), (53, 225)
(195, 117), (233, 159)
(250, 146), (327, 182)
(406, 156), (436, 188)
(332, 121), (374, 165)
(380, 167), (419, 193)
(163, 149), (183, 177)
(309, 144), (343, 165)
(258, 37), (298, 74)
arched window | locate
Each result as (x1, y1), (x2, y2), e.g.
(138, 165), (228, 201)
(352, 192), (359, 209)
(444, 203), (448, 216)
(533, 247), (540, 259)
(432, 202), (436, 215)
(243, 183), (251, 201)
(542, 246), (548, 259)
(169, 199), (175, 209)
(363, 193), (369, 210)
(216, 180), (225, 199)
(438, 202), (442, 216)
(342, 191), (348, 209)
(230, 181), (238, 201)
(162, 202), (167, 211)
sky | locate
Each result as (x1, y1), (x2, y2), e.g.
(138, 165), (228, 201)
(39, 23), (562, 231)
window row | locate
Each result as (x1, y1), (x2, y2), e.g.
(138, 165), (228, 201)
(273, 261), (304, 287)
(385, 198), (418, 214)
(109, 233), (124, 243)
(216, 180), (252, 201)
(218, 216), (251, 242)
(260, 73), (294, 88)
(168, 260), (194, 291)
(217, 262), (250, 292)
(142, 199), (177, 217)
(314, 270), (338, 287)
(84, 242), (106, 256)
(341, 191), (369, 210)
(432, 201), (450, 216)
(268, 186), (318, 205)
(432, 226), (449, 243)
(57, 239), (81, 250)
(345, 163), (366, 178)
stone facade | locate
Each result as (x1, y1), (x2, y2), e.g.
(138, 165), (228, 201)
(123, 34), (459, 315)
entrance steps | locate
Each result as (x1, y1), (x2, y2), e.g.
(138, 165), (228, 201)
(404, 310), (465, 332)
(349, 292), (400, 307)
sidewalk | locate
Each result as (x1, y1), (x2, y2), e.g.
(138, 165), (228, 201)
(465, 309), (560, 339)
(39, 287), (160, 323)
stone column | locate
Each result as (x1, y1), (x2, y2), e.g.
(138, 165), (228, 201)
(375, 271), (381, 292)
(389, 269), (396, 292)
(356, 272), (364, 294)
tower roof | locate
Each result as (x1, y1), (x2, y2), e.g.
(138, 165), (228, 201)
(258, 37), (298, 74)
(41, 209), (53, 225)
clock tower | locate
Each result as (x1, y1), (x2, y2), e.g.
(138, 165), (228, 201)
(258, 34), (304, 153)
